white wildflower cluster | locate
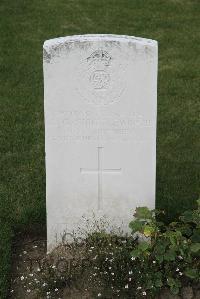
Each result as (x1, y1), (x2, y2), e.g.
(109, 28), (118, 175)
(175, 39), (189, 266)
(12, 234), (152, 298)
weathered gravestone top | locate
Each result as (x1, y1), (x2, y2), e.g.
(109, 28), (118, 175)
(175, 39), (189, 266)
(43, 34), (158, 251)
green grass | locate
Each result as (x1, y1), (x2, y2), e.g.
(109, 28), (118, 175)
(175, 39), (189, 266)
(0, 0), (199, 297)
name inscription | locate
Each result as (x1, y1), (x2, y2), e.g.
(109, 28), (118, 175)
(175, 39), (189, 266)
(46, 110), (154, 143)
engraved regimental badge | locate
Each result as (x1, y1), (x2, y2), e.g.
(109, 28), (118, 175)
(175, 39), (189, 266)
(77, 49), (126, 106)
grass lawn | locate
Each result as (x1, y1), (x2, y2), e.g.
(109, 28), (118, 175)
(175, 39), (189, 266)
(0, 0), (199, 297)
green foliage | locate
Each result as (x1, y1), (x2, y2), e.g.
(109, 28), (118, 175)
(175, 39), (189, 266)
(128, 200), (200, 297)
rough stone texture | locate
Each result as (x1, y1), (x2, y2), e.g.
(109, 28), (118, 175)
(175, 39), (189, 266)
(43, 34), (158, 251)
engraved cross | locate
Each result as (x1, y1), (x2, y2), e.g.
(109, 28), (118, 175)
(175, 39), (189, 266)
(80, 147), (121, 211)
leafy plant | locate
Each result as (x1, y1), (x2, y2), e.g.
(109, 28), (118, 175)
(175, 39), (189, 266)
(129, 200), (200, 296)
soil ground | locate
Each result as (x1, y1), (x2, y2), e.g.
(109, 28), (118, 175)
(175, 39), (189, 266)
(9, 235), (91, 299)
(9, 235), (200, 299)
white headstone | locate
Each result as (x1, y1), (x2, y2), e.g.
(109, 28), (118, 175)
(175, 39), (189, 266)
(43, 34), (158, 251)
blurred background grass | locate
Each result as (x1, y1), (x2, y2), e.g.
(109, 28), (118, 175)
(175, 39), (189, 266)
(0, 0), (199, 297)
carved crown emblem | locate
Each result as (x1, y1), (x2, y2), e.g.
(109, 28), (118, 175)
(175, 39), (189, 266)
(77, 48), (125, 106)
(87, 50), (111, 67)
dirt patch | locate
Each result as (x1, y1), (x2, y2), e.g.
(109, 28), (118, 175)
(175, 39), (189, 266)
(9, 235), (91, 299)
(10, 235), (46, 299)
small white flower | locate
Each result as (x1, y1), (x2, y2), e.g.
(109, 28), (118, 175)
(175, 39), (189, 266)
(111, 272), (114, 276)
(137, 286), (142, 290)
(23, 251), (27, 255)
(37, 268), (41, 272)
(153, 260), (156, 264)
(10, 290), (14, 293)
(20, 276), (25, 281)
(33, 245), (38, 248)
(47, 292), (51, 295)
(129, 270), (133, 275)
(125, 284), (129, 289)
(27, 289), (31, 293)
(90, 246), (94, 249)
(29, 273), (33, 277)
(109, 266), (112, 269)
(179, 272), (183, 276)
(52, 265), (56, 269)
(142, 291), (147, 296)
(98, 294), (101, 297)
(176, 268), (179, 272)
(129, 277), (132, 281)
(178, 255), (183, 260)
(131, 257), (136, 261)
(55, 288), (58, 292)
(42, 283), (47, 287)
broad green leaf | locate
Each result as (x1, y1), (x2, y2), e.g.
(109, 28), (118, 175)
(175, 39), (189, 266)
(185, 268), (198, 279)
(130, 249), (140, 258)
(138, 241), (150, 252)
(178, 225), (192, 237)
(169, 231), (182, 245)
(180, 211), (194, 223)
(134, 207), (152, 220)
(144, 225), (155, 237)
(190, 243), (200, 253)
(191, 229), (200, 242)
(129, 219), (144, 233)
(164, 249), (176, 261)
(167, 277), (175, 287)
(154, 243), (166, 255)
